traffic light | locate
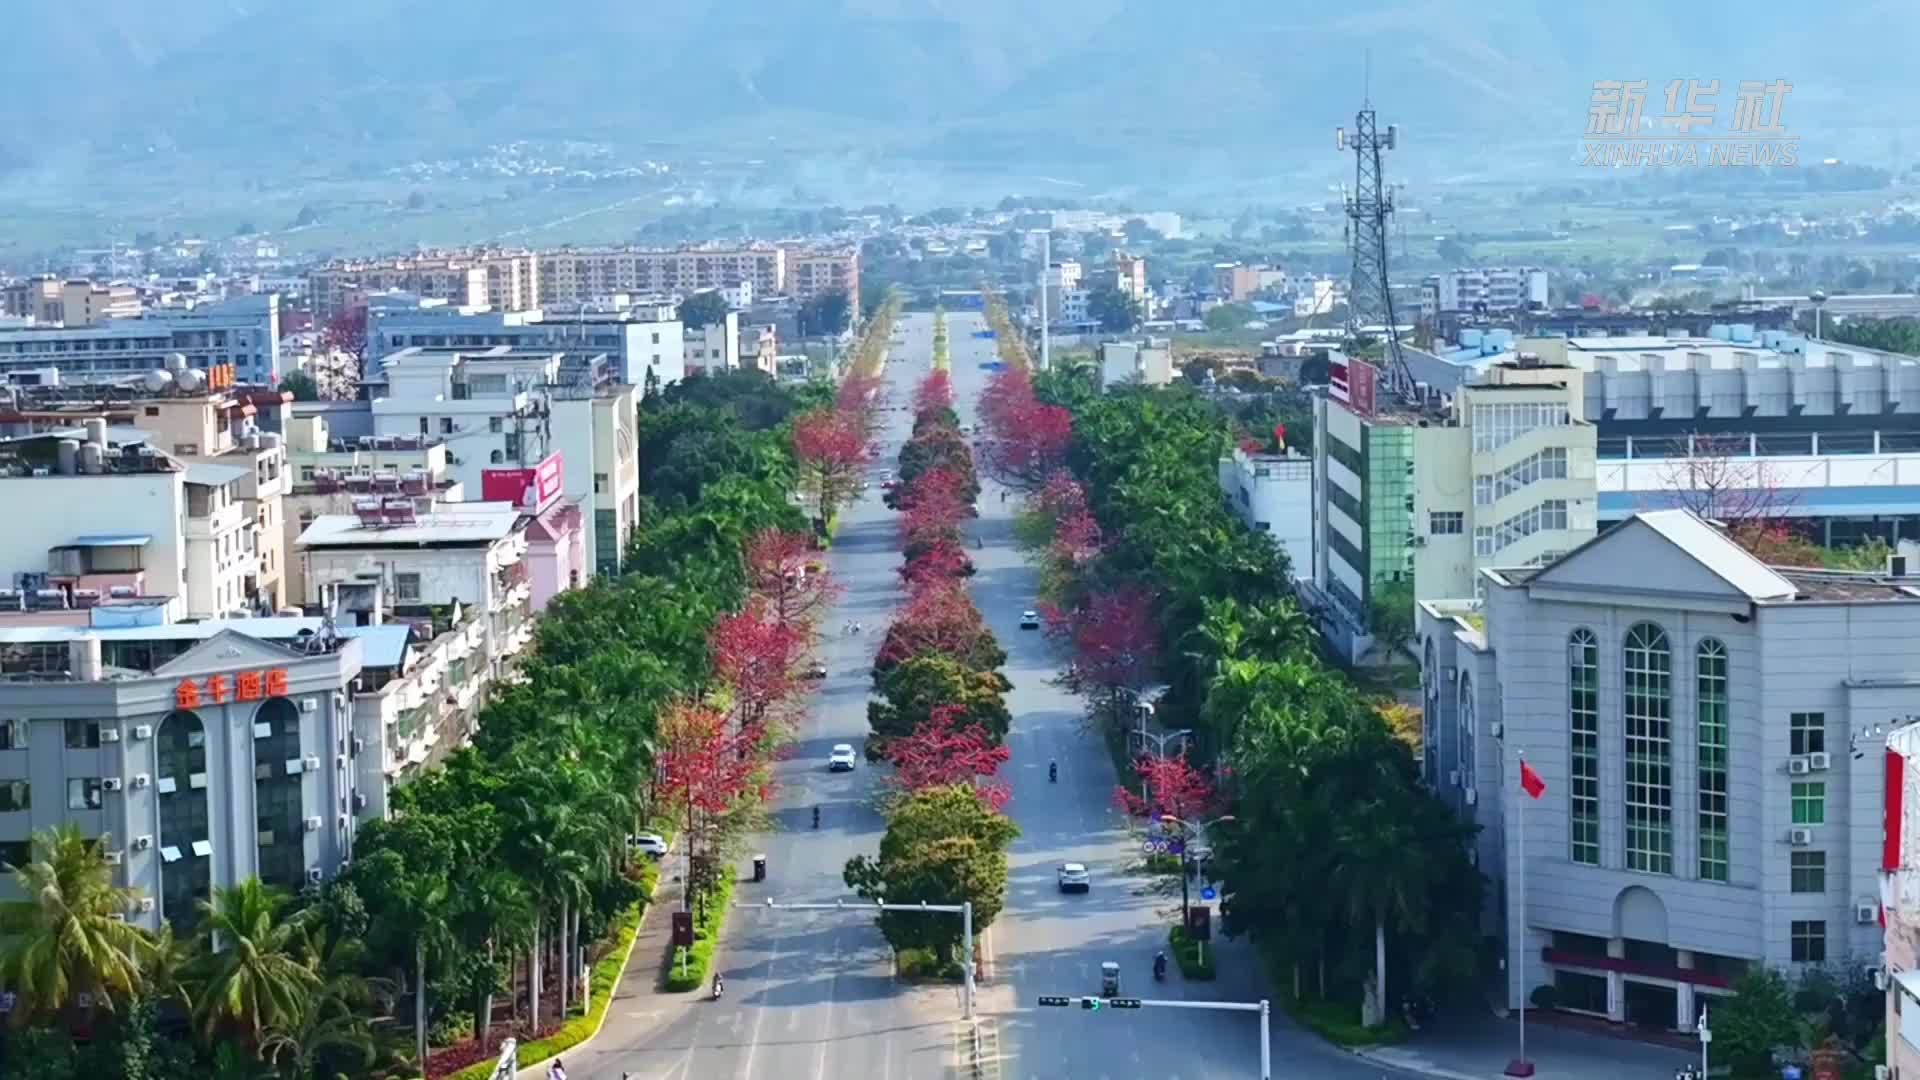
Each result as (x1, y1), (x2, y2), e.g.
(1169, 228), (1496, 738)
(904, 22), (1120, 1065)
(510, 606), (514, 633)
(1037, 996), (1072, 1007)
(1108, 998), (1143, 1009)
(1185, 905), (1213, 943)
(1080, 996), (1102, 1011)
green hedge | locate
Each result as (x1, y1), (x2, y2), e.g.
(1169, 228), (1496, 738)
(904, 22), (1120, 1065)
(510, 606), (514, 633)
(663, 870), (736, 992)
(1278, 992), (1409, 1048)
(443, 886), (651, 1080)
(1168, 924), (1216, 981)
(896, 946), (964, 983)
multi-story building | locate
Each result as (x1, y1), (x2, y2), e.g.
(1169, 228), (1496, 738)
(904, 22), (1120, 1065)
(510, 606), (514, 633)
(1412, 360), (1598, 602)
(1421, 266), (1550, 316)
(0, 621), (363, 929)
(546, 382), (639, 576)
(684, 312), (742, 375)
(0, 277), (141, 326)
(308, 259), (490, 323)
(1418, 510), (1912, 1031)
(295, 501), (534, 688)
(741, 323), (778, 377)
(1217, 447), (1314, 577)
(366, 302), (683, 388)
(537, 246), (786, 305)
(1311, 358), (1415, 657)
(1880, 723), (1920, 1077)
(1213, 263), (1262, 303)
(1096, 340), (1173, 389)
(1115, 252), (1149, 303)
(0, 295), (283, 387)
(783, 248), (860, 305)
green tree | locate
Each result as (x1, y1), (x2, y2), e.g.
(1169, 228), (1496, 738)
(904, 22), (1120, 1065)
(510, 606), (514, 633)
(1368, 580), (1416, 660)
(1715, 968), (1802, 1074)
(1328, 802), (1430, 1026)
(1204, 303), (1255, 332)
(843, 785), (1018, 963)
(799, 290), (852, 337)
(277, 371), (320, 401)
(0, 825), (155, 1023)
(677, 290), (729, 330)
(868, 653), (1013, 744)
(185, 878), (321, 1049)
(1086, 285), (1139, 333)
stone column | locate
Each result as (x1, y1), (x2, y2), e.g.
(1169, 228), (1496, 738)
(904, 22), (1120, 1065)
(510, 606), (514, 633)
(1606, 937), (1627, 1022)
(1675, 949), (1697, 1033)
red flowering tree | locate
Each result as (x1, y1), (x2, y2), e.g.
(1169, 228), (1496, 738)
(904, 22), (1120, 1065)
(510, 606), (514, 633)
(913, 369), (954, 418)
(977, 364), (1033, 440)
(836, 372), (885, 445)
(887, 704), (1011, 809)
(875, 582), (1004, 676)
(319, 303), (370, 376)
(745, 529), (839, 633)
(792, 407), (867, 519)
(657, 702), (763, 858)
(1050, 586), (1160, 728)
(978, 365), (1073, 490)
(1050, 508), (1103, 565)
(709, 603), (804, 731)
(900, 540), (973, 590)
(1112, 749), (1219, 824)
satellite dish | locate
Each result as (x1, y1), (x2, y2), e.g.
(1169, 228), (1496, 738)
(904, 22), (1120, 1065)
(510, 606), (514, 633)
(143, 369), (174, 393)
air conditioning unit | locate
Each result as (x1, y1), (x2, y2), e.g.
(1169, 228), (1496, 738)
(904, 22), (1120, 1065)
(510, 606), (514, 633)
(306, 867), (323, 885)
(137, 898), (155, 914)
(1872, 966), (1889, 990)
(336, 754), (348, 770)
(351, 736), (365, 755)
(1445, 668), (1459, 683)
(1808, 751), (1832, 771)
(302, 754), (320, 771)
(1876, 1065), (1890, 1080)
(303, 816), (322, 832)
(1788, 757), (1812, 775)
(103, 850), (123, 866)
(132, 835), (151, 851)
(99, 727), (120, 743)
(300, 698), (316, 713)
(132, 724), (152, 740)
(353, 792), (368, 811)
(1465, 788), (1478, 806)
(1857, 903), (1879, 925)
(101, 777), (123, 792)
(1788, 827), (1814, 846)
(1448, 769), (1461, 787)
(131, 774), (150, 789)
(337, 814), (350, 831)
(1490, 722), (1504, 739)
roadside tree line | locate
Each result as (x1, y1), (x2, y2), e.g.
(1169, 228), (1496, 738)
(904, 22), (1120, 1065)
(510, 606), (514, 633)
(845, 367), (1016, 978)
(1002, 366), (1482, 1034)
(0, 369), (842, 1080)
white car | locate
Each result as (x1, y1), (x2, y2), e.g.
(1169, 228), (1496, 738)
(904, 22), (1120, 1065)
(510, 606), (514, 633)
(1020, 610), (1041, 630)
(829, 744), (858, 772)
(626, 832), (669, 859)
(1056, 863), (1091, 893)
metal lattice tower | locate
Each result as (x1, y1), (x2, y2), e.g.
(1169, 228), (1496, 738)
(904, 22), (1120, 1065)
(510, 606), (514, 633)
(1339, 104), (1416, 401)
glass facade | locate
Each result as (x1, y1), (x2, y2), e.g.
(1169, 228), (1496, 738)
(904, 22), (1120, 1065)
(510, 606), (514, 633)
(1696, 639), (1729, 882)
(1623, 623), (1673, 875)
(157, 710), (210, 932)
(1568, 629), (1600, 865)
(252, 698), (307, 893)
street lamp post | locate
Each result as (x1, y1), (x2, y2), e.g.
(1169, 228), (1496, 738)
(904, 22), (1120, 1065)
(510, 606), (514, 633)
(1810, 289), (1828, 340)
(1158, 814), (1235, 928)
(1697, 1002), (1710, 1078)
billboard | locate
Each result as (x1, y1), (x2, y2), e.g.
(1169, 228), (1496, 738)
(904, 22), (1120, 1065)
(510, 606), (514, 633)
(1328, 356), (1378, 419)
(481, 451), (564, 512)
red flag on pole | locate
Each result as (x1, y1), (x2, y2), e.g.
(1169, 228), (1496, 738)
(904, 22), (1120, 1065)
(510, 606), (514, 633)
(1519, 759), (1546, 800)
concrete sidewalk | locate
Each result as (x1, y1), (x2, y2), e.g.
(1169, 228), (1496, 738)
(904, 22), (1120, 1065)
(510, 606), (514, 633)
(1351, 1013), (1699, 1080)
(511, 862), (688, 1080)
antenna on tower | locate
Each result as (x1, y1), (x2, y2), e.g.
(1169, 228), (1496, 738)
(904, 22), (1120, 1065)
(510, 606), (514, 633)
(1338, 98), (1416, 402)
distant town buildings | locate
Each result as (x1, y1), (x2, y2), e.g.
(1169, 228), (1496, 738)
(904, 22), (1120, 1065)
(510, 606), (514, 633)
(0, 294), (284, 386)
(1, 277), (141, 326)
(1420, 267), (1550, 317)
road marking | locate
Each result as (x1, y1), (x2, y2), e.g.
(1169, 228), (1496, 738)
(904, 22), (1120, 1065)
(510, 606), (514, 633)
(811, 928), (840, 1080)
(738, 927), (777, 1080)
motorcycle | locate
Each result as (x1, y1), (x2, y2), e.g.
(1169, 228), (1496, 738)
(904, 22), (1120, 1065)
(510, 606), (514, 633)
(812, 806), (821, 829)
(1048, 761), (1058, 783)
(1153, 952), (1168, 981)
(711, 974), (725, 1001)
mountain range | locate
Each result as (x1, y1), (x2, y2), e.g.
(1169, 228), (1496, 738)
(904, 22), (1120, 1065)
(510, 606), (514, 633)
(4, 1), (1918, 196)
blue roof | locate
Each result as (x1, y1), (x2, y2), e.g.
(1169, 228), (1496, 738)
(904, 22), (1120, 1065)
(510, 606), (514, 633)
(1601, 485), (1920, 520)
(337, 624), (412, 668)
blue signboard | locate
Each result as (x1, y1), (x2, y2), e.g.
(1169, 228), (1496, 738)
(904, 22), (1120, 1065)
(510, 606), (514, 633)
(974, 330), (997, 339)
(1201, 886), (1217, 902)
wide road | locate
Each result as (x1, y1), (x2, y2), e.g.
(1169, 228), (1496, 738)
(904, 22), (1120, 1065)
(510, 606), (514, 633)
(579, 310), (1432, 1079)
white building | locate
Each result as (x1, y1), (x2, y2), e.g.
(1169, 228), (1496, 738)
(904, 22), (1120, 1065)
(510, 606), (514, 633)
(182, 463), (258, 619)
(684, 312), (742, 375)
(546, 382), (640, 576)
(1419, 511), (1912, 1031)
(1218, 448), (1314, 578)
(1423, 267), (1549, 316)
(368, 303), (684, 389)
(1097, 340), (1173, 388)
(369, 347), (561, 496)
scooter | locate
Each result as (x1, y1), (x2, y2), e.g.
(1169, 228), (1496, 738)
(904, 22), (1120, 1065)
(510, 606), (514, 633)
(812, 806), (821, 829)
(1153, 952), (1168, 981)
(1048, 761), (1058, 783)
(711, 974), (725, 1001)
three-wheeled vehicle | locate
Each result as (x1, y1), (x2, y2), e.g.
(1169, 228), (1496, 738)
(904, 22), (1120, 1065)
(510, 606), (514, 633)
(1100, 961), (1121, 997)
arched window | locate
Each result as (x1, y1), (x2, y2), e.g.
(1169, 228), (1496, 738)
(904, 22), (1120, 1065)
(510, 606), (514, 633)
(1697, 638), (1730, 882)
(1457, 671), (1477, 800)
(489, 449), (505, 465)
(157, 709), (210, 932)
(253, 697), (308, 893)
(1422, 639), (1440, 784)
(1568, 629), (1600, 865)
(1623, 622), (1674, 874)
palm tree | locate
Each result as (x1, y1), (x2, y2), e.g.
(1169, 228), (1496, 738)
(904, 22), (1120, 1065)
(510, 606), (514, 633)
(186, 877), (321, 1049)
(259, 968), (382, 1079)
(0, 824), (154, 1022)
(1328, 802), (1430, 1028)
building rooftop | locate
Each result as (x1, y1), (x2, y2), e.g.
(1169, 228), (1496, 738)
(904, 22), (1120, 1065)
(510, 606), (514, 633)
(0, 617), (411, 670)
(296, 501), (524, 548)
(183, 461), (249, 488)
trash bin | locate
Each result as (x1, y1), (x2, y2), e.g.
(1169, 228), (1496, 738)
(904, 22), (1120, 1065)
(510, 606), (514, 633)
(752, 854), (767, 882)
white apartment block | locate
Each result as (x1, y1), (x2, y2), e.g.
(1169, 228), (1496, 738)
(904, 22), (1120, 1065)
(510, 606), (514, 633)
(1217, 448), (1314, 578)
(538, 247), (786, 305)
(0, 295), (284, 386)
(1412, 361), (1598, 602)
(685, 312), (742, 375)
(308, 261), (490, 323)
(783, 249), (861, 304)
(1423, 266), (1549, 315)
(547, 383), (640, 577)
(1420, 511), (1915, 1031)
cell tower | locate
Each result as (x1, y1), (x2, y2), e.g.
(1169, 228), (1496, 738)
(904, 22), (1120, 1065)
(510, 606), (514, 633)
(1338, 102), (1417, 401)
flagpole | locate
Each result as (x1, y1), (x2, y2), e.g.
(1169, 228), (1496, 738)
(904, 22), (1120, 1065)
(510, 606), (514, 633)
(1507, 748), (1535, 1077)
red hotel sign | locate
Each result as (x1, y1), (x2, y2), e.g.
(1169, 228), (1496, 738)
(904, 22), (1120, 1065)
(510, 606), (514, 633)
(481, 451), (564, 512)
(1328, 355), (1378, 420)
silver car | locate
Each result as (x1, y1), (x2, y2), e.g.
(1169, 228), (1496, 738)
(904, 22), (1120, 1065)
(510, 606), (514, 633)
(1056, 862), (1091, 893)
